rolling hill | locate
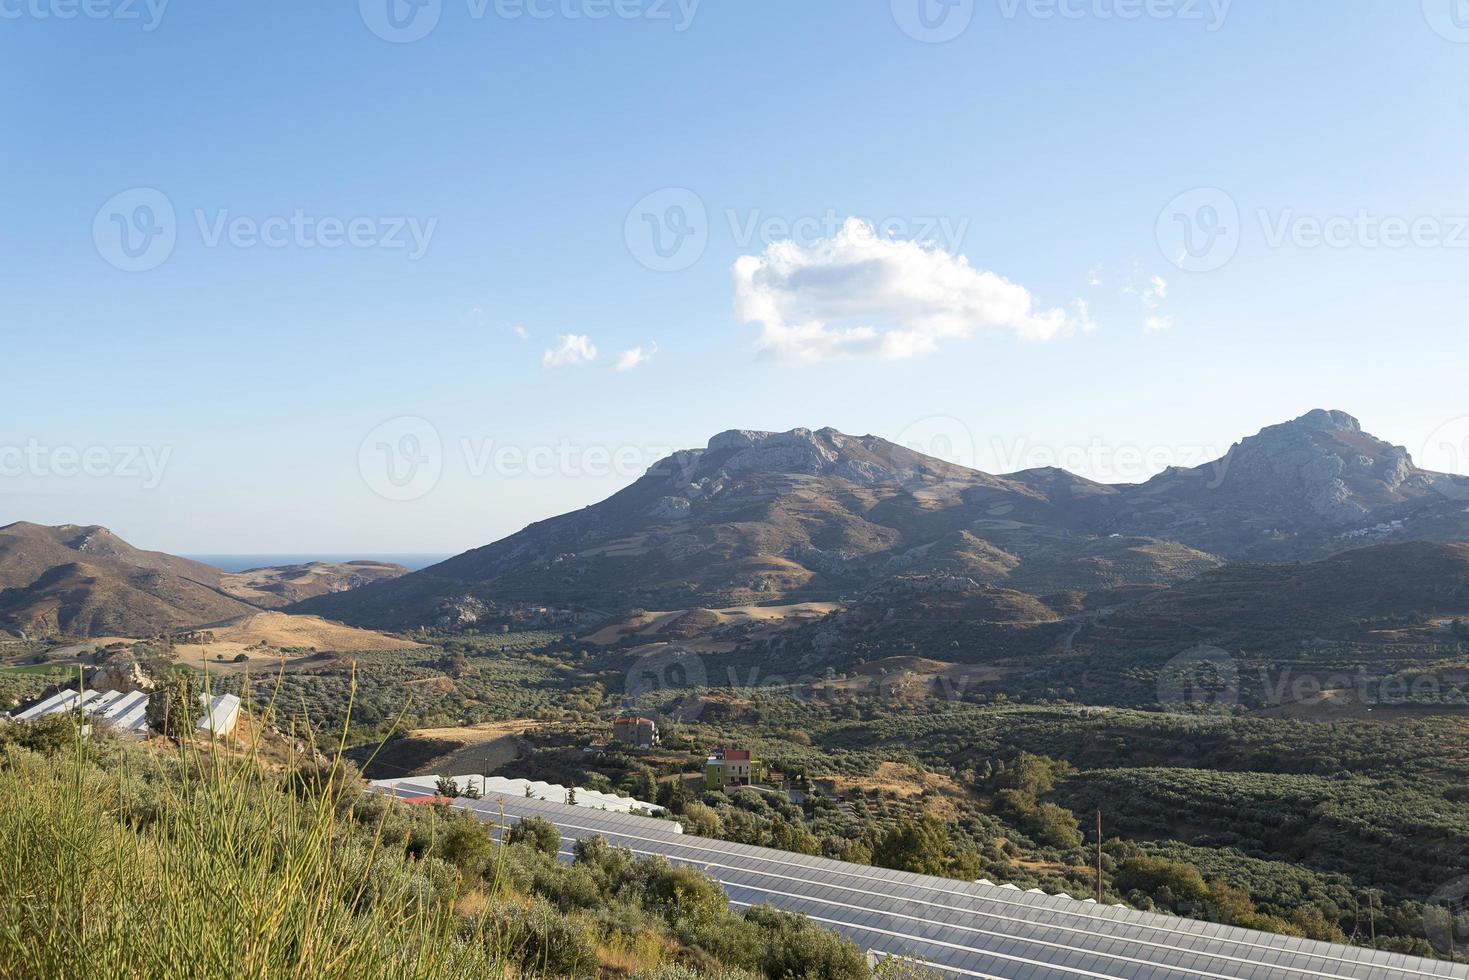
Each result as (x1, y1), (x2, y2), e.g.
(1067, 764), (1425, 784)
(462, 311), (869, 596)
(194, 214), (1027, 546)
(0, 523), (406, 638)
(0, 523), (253, 638)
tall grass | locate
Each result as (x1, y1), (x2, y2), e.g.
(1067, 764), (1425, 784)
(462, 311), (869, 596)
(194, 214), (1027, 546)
(0, 676), (506, 980)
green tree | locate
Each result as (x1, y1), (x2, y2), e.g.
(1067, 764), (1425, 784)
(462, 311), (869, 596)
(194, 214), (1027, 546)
(873, 814), (953, 876)
(625, 765), (659, 802)
(145, 671), (198, 738)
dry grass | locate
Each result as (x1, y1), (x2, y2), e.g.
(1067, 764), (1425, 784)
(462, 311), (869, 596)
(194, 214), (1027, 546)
(583, 602), (839, 646)
(827, 762), (966, 800)
(0, 716), (504, 978)
(189, 611), (426, 652)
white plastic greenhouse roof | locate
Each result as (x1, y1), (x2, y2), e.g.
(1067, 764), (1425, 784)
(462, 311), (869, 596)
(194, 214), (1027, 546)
(371, 773), (664, 816)
(369, 782), (1469, 980)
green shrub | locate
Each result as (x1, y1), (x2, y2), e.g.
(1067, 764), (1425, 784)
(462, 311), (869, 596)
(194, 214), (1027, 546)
(506, 815), (561, 857)
(476, 897), (599, 978)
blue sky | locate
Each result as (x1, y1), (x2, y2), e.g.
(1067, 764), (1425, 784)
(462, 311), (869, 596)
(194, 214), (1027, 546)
(3, 0), (1467, 554)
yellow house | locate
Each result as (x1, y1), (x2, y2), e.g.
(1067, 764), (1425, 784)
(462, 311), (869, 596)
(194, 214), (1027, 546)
(705, 749), (761, 791)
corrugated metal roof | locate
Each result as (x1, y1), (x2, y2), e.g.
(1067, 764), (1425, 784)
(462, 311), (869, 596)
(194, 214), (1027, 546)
(369, 787), (1469, 980)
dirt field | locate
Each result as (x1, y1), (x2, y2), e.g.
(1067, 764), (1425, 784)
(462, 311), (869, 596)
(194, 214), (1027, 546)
(811, 657), (1011, 700)
(583, 602), (840, 646)
(356, 719), (538, 779)
(170, 612), (424, 672)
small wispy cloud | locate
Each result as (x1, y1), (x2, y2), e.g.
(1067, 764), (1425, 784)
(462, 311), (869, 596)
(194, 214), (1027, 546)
(1073, 299), (1099, 333)
(1142, 275), (1168, 309)
(542, 334), (597, 368)
(1121, 266), (1174, 332)
(614, 342), (658, 372)
(511, 323), (529, 340)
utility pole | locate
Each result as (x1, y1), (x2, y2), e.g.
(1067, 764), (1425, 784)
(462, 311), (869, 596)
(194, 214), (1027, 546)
(1095, 810), (1104, 904)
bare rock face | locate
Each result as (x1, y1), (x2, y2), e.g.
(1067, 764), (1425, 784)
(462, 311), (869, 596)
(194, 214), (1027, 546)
(1211, 410), (1430, 523)
(647, 497), (692, 520)
(435, 595), (489, 628)
(91, 655), (154, 694)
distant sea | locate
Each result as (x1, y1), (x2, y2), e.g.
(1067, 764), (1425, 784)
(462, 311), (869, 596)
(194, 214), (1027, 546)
(184, 554), (452, 573)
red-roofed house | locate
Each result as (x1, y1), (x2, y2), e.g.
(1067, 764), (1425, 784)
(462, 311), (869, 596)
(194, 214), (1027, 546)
(612, 716), (659, 750)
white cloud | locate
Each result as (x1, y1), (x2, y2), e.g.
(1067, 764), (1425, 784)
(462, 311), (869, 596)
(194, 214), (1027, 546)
(613, 342), (658, 372)
(511, 323), (529, 340)
(732, 218), (1089, 362)
(542, 334), (597, 368)
(1143, 275), (1168, 308)
(1073, 299), (1099, 333)
(1123, 268), (1174, 331)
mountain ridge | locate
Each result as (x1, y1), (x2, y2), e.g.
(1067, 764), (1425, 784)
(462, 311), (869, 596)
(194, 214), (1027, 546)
(294, 410), (1469, 630)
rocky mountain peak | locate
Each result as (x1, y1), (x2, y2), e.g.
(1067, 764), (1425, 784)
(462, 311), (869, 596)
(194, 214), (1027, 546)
(1287, 409), (1362, 434)
(686, 426), (957, 488)
(1185, 410), (1426, 524)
